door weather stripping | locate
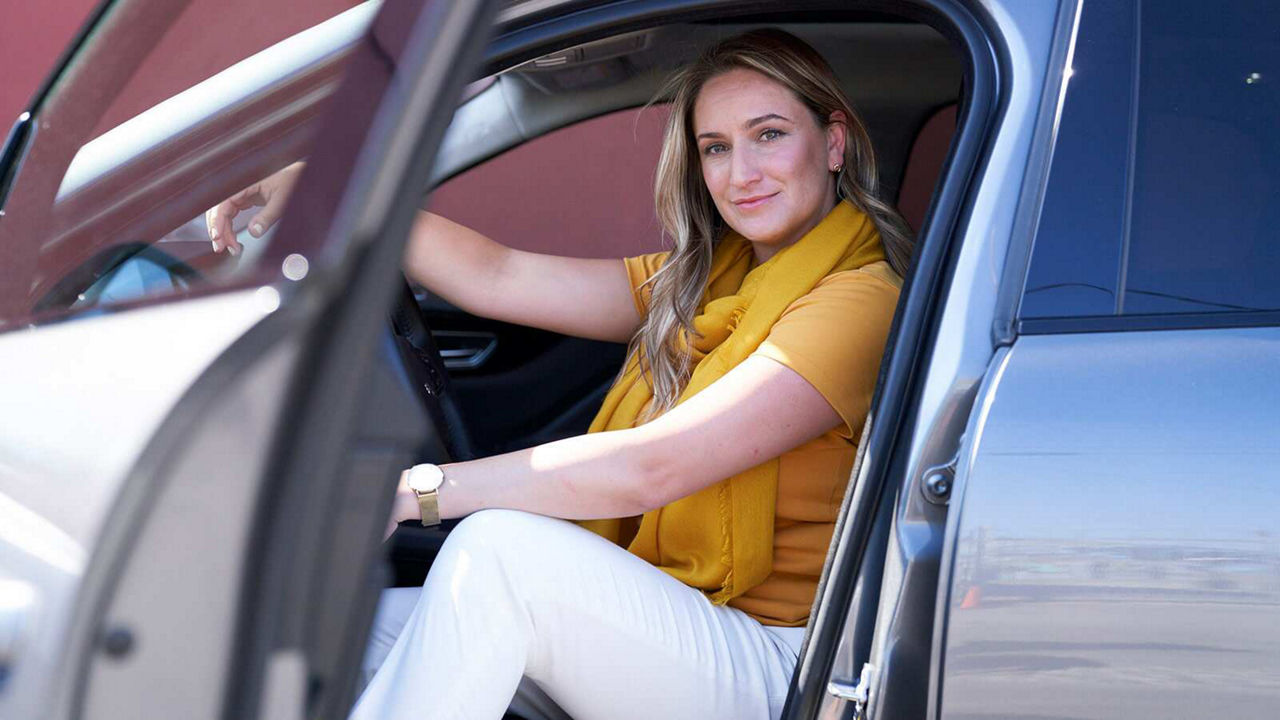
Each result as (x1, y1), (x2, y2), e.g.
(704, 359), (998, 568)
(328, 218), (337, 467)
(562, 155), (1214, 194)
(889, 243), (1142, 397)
(827, 662), (877, 719)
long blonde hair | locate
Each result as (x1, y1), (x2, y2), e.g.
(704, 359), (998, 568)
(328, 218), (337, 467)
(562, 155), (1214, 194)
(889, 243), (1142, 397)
(632, 29), (914, 418)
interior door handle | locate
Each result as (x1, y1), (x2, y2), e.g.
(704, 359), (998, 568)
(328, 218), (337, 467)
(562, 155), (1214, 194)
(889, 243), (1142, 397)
(432, 330), (498, 370)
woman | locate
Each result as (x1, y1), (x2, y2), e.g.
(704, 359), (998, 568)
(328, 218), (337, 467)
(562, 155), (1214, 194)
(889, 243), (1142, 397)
(209, 29), (911, 720)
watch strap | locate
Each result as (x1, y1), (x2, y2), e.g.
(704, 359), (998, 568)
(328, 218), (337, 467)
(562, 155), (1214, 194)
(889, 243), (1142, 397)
(416, 486), (441, 527)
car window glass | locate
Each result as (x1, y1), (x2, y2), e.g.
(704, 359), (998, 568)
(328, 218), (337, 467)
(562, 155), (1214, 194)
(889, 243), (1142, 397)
(1020, 0), (1279, 320)
(1122, 3), (1279, 314)
(0, 0), (378, 333)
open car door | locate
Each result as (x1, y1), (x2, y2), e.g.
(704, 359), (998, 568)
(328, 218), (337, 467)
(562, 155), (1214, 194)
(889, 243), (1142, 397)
(0, 0), (495, 718)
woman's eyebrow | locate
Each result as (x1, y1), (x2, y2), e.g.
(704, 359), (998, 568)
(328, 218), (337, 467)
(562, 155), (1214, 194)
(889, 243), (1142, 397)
(745, 113), (791, 128)
(696, 113), (793, 141)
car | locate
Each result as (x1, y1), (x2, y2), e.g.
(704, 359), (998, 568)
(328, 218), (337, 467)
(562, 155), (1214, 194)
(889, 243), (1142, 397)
(0, 0), (1276, 718)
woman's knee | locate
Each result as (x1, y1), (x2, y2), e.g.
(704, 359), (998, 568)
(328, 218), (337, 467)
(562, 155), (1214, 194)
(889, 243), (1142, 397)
(443, 508), (525, 553)
(443, 509), (566, 561)
(432, 510), (592, 597)
(431, 510), (547, 589)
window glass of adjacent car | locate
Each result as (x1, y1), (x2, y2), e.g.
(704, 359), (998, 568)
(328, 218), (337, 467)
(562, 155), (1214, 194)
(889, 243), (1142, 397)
(1019, 0), (1279, 325)
(0, 0), (379, 334)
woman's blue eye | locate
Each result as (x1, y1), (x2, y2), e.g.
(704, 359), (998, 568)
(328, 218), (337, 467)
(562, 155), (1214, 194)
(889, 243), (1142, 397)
(703, 143), (728, 156)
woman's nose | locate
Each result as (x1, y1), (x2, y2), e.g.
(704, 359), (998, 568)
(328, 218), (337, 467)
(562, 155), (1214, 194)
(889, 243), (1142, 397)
(729, 145), (762, 188)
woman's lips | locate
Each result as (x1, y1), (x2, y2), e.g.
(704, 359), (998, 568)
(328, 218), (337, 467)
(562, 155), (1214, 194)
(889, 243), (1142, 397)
(732, 192), (778, 210)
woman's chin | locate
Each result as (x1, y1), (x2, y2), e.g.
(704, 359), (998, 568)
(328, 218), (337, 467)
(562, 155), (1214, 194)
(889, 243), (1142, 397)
(732, 220), (792, 249)
(726, 209), (784, 240)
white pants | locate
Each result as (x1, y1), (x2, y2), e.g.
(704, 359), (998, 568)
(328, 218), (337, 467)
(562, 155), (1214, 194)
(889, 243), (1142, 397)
(350, 509), (806, 720)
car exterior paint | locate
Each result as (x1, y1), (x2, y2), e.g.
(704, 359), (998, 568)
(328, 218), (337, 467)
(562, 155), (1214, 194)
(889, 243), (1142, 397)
(940, 330), (1280, 718)
(0, 288), (280, 718)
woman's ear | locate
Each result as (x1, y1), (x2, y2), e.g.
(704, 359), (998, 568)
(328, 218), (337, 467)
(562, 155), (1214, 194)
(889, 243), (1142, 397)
(826, 110), (849, 170)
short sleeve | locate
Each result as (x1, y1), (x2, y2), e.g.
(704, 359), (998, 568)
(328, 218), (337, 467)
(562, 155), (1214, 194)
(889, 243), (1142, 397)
(622, 251), (671, 316)
(751, 261), (901, 439)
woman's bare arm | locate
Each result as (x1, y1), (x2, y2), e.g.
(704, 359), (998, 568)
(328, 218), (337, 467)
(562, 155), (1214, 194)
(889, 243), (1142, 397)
(209, 164), (643, 343)
(388, 356), (842, 524)
(402, 212), (642, 343)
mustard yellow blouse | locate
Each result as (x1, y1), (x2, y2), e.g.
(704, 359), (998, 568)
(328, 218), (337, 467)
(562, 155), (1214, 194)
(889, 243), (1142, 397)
(623, 253), (901, 626)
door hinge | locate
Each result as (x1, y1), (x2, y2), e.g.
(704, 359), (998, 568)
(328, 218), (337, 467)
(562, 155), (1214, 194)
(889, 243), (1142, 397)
(826, 662), (877, 719)
(920, 435), (964, 506)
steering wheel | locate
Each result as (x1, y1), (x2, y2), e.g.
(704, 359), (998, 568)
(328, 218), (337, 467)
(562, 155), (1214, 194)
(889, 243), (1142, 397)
(387, 277), (475, 461)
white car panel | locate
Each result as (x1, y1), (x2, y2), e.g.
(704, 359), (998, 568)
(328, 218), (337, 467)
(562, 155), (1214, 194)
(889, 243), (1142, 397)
(0, 289), (278, 716)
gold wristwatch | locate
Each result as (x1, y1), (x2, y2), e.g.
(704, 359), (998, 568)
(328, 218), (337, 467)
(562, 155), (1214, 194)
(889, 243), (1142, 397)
(402, 463), (445, 527)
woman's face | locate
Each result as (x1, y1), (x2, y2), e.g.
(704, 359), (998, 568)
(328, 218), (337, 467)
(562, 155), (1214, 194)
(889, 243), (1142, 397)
(692, 68), (845, 261)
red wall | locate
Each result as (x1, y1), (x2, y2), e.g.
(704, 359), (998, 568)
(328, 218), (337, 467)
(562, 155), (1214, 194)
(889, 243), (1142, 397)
(430, 106), (672, 259)
(0, 0), (98, 128)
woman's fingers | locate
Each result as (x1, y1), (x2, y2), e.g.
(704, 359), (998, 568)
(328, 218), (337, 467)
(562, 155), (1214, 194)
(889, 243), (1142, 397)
(205, 205), (222, 251)
(206, 163), (306, 254)
(207, 183), (267, 255)
(208, 200), (243, 255)
(248, 182), (291, 238)
(207, 201), (241, 256)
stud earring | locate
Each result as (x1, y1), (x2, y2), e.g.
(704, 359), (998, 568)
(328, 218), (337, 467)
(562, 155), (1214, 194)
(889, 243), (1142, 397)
(832, 163), (843, 173)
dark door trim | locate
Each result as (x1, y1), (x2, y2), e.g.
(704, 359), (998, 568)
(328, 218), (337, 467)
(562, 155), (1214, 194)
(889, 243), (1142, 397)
(223, 1), (499, 719)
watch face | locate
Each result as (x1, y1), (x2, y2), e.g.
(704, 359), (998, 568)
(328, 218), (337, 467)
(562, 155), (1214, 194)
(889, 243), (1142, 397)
(407, 463), (445, 493)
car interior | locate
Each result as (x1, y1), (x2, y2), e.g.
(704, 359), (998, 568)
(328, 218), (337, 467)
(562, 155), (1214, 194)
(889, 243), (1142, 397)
(386, 18), (963, 584)
(24, 4), (967, 705)
(31, 6), (964, 586)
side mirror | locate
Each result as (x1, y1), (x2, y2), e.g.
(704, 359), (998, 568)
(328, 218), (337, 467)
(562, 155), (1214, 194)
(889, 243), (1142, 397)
(33, 243), (200, 315)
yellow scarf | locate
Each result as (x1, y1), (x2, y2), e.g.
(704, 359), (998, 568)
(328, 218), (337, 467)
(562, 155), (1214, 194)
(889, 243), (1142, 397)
(581, 200), (885, 603)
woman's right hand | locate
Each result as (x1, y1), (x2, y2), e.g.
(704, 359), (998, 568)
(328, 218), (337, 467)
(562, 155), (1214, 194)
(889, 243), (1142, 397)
(205, 161), (305, 255)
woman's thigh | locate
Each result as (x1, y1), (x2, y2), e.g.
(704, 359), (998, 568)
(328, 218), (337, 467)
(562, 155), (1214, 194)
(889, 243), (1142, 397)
(365, 510), (800, 720)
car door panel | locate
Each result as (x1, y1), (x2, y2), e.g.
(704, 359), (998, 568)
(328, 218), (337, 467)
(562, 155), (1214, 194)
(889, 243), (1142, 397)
(218, 2), (500, 718)
(449, 332), (623, 454)
(0, 290), (274, 720)
(419, 293), (626, 455)
(926, 1), (1280, 718)
(936, 330), (1280, 719)
(0, 0), (498, 717)
(76, 324), (302, 720)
